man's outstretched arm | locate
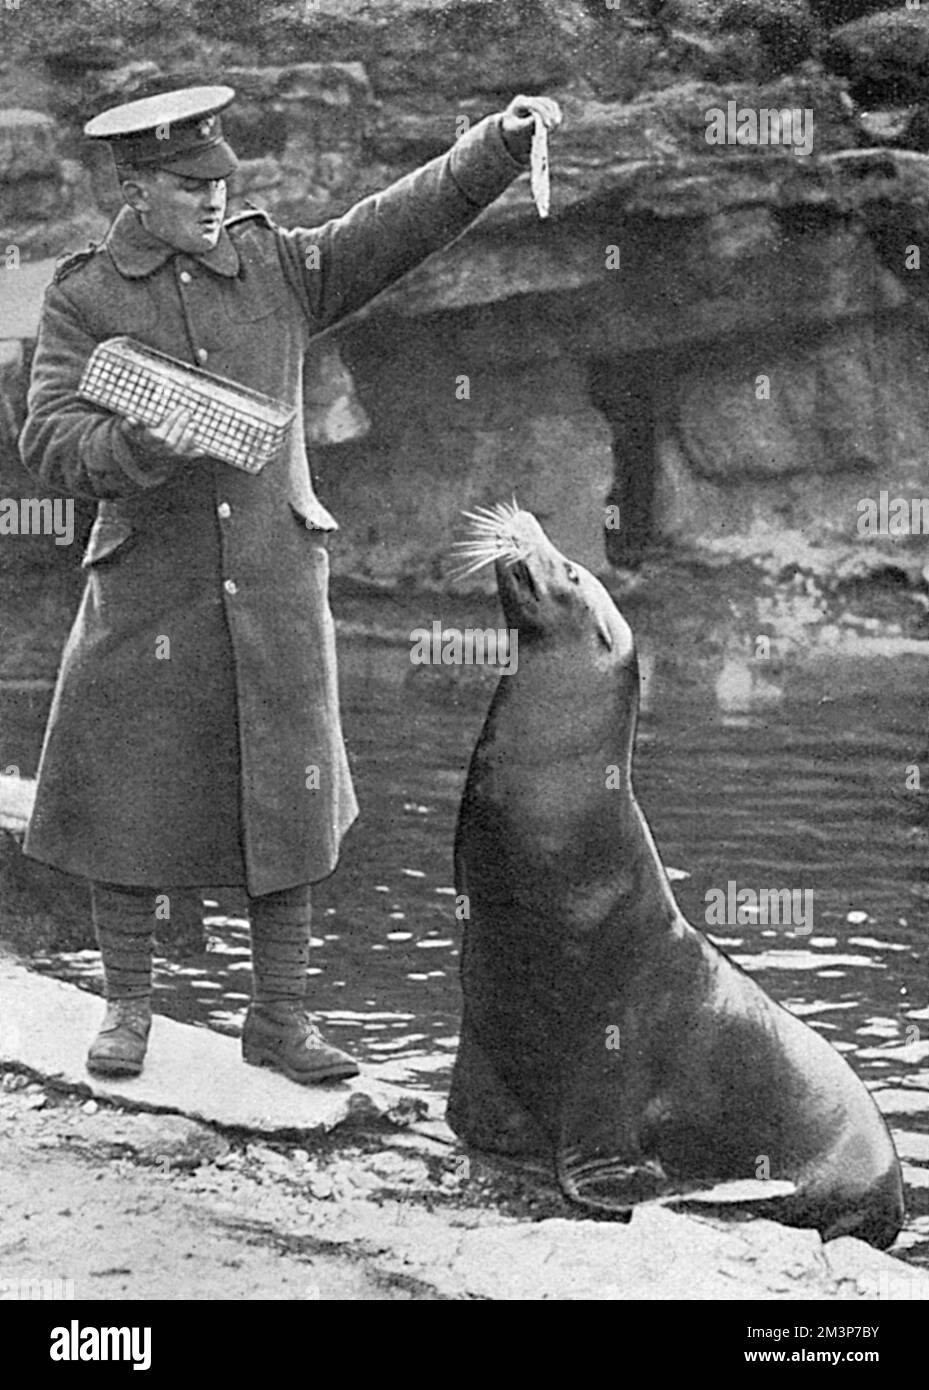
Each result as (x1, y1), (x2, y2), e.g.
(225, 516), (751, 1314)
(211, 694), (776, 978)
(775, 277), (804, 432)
(277, 96), (562, 331)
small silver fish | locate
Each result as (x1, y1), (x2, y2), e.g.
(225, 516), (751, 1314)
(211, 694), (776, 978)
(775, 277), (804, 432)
(530, 112), (550, 219)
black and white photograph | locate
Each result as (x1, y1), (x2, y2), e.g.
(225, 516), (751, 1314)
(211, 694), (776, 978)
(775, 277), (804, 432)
(0, 0), (928, 1341)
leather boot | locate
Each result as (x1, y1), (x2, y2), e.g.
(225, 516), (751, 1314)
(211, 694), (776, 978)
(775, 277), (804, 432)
(87, 998), (152, 1078)
(242, 1001), (359, 1083)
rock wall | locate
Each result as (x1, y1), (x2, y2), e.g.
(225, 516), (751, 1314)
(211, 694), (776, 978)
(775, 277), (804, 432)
(324, 303), (614, 580)
(3, 0), (929, 604)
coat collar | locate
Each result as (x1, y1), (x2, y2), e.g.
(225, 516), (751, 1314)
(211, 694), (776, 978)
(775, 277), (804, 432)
(103, 205), (240, 279)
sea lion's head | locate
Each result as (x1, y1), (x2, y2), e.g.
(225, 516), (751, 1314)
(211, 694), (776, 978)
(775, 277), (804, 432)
(456, 503), (633, 669)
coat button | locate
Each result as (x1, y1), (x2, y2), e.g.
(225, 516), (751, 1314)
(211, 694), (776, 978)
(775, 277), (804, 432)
(179, 270), (192, 285)
(224, 579), (237, 595)
(217, 502), (231, 519)
(196, 347), (209, 365)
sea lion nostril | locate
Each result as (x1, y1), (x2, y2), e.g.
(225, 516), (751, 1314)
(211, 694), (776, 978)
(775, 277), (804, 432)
(521, 566), (539, 601)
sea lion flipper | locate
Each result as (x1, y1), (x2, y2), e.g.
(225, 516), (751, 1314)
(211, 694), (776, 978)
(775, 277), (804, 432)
(660, 1178), (798, 1208)
(447, 1024), (550, 1160)
(557, 1149), (670, 1212)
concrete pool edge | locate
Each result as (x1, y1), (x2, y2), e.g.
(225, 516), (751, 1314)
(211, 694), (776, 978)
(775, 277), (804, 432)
(2, 952), (927, 1302)
(0, 955), (444, 1137)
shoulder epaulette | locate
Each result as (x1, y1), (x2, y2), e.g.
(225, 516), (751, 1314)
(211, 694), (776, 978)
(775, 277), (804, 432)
(52, 243), (100, 284)
(225, 207), (275, 232)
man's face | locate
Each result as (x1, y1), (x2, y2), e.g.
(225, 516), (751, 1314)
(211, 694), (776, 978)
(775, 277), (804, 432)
(126, 170), (227, 254)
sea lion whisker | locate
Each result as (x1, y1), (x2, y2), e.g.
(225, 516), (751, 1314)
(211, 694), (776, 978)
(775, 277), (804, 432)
(447, 556), (492, 572)
(460, 500), (520, 530)
(456, 534), (519, 549)
(464, 507), (519, 533)
(451, 547), (511, 565)
(456, 528), (509, 544)
(448, 565), (492, 582)
(448, 555), (502, 580)
(469, 544), (518, 561)
(461, 510), (518, 532)
(455, 535), (524, 561)
(458, 527), (506, 542)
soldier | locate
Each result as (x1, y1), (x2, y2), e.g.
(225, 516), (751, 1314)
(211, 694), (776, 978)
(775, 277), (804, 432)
(20, 84), (561, 1084)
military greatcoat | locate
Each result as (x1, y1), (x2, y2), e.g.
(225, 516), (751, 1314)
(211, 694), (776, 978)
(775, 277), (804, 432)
(20, 116), (523, 895)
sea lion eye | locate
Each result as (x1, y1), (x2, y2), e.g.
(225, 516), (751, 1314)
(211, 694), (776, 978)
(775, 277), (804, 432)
(565, 564), (580, 584)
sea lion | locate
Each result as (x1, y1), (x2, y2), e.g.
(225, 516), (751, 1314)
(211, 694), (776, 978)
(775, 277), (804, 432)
(447, 503), (904, 1249)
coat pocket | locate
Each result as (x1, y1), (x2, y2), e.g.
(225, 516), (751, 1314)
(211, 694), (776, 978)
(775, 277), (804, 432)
(289, 500), (333, 582)
(288, 500), (335, 541)
(81, 510), (135, 568)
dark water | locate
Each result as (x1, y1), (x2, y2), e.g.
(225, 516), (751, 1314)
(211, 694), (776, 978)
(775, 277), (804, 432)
(12, 584), (929, 1258)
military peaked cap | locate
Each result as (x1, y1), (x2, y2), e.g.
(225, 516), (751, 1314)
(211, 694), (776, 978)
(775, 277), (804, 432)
(84, 85), (238, 179)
